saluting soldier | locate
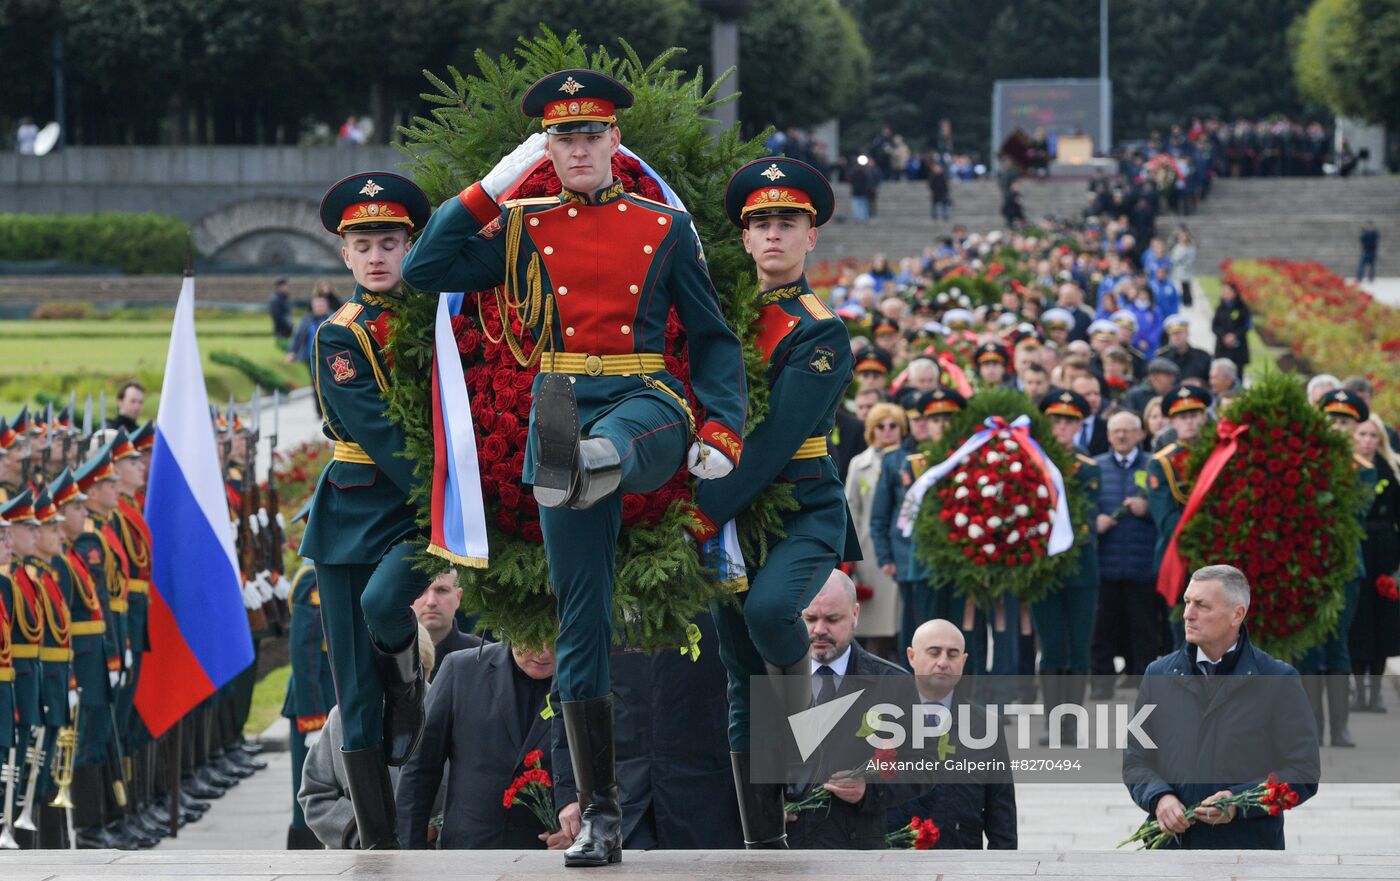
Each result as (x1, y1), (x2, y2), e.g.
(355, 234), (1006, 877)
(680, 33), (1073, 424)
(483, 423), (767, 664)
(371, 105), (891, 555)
(684, 157), (858, 849)
(281, 560), (337, 849)
(1147, 384), (1211, 639)
(299, 169), (432, 850)
(402, 69), (748, 866)
(1033, 390), (1101, 746)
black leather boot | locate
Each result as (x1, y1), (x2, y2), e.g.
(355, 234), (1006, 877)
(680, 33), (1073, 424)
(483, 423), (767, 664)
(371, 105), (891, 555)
(340, 746), (400, 849)
(562, 695), (623, 867)
(1327, 675), (1356, 747)
(729, 752), (787, 849)
(374, 636), (426, 767)
(532, 373), (622, 510)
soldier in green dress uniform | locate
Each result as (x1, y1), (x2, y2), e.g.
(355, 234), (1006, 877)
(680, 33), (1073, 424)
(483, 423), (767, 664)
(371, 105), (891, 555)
(2, 489), (45, 847)
(1147, 384), (1211, 657)
(1033, 390), (1101, 746)
(299, 169), (432, 849)
(402, 69), (749, 866)
(281, 560), (336, 849)
(685, 157), (858, 849)
(1297, 389), (1375, 748)
(1, 508), (14, 762)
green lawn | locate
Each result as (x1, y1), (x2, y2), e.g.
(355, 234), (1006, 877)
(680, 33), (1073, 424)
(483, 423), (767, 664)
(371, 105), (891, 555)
(1194, 275), (1278, 379)
(0, 312), (307, 415)
(244, 663), (291, 737)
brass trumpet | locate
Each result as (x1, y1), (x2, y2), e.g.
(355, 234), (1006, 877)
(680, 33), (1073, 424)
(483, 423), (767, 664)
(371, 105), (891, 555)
(50, 702), (79, 810)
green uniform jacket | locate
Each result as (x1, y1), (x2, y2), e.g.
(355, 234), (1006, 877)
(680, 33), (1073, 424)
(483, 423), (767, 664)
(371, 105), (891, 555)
(1, 575), (16, 745)
(74, 529), (121, 700)
(62, 540), (111, 707)
(691, 277), (859, 560)
(401, 182), (748, 477)
(299, 287), (420, 566)
(281, 563), (336, 734)
(7, 565), (43, 727)
(1147, 442), (1192, 571)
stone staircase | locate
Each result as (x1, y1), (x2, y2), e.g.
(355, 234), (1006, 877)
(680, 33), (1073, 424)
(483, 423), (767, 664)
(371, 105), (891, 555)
(812, 175), (1400, 279)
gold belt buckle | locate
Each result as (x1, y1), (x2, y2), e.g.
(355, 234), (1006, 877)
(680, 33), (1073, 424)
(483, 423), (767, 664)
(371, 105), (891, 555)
(584, 354), (604, 376)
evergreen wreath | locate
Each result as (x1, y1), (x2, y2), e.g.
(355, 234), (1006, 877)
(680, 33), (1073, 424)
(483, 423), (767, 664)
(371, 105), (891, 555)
(911, 388), (1092, 606)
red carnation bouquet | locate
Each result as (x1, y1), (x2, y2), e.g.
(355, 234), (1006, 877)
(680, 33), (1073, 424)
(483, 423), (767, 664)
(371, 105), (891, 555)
(784, 746), (899, 817)
(502, 749), (560, 834)
(886, 815), (941, 849)
(1118, 773), (1302, 849)
(452, 152), (696, 543)
(1377, 574), (1399, 602)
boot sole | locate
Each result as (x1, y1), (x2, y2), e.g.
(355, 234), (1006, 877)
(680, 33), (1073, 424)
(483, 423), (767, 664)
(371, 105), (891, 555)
(532, 373), (580, 508)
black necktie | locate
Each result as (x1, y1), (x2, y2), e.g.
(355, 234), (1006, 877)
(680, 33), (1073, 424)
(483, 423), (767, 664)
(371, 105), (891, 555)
(815, 665), (837, 704)
(1199, 660), (1217, 677)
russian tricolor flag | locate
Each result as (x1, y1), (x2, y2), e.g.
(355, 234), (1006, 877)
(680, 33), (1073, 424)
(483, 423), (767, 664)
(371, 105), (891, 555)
(135, 275), (255, 737)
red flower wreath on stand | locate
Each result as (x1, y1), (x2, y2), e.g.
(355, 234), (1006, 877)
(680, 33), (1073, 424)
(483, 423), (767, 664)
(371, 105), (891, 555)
(449, 152), (697, 541)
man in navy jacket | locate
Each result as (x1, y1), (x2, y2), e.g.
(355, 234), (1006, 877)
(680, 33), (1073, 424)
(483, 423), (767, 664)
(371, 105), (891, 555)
(1123, 565), (1319, 849)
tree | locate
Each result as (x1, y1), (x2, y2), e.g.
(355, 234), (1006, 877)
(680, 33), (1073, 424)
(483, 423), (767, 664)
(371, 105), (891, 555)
(683, 0), (869, 137)
(472, 0), (689, 72)
(1293, 0), (1400, 129)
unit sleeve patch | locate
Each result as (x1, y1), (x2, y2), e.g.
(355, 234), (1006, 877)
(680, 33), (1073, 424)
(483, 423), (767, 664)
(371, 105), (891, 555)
(326, 350), (357, 384)
(809, 345), (836, 373)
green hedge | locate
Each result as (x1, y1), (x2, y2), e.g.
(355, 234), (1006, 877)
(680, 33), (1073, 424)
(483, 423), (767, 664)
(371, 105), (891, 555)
(0, 213), (189, 274)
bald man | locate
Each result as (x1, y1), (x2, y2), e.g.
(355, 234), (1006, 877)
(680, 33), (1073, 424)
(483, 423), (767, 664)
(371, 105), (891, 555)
(887, 619), (1018, 850)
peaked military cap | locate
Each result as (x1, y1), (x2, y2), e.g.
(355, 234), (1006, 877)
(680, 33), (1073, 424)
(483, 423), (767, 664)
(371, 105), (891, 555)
(34, 487), (62, 524)
(50, 467), (86, 507)
(522, 69), (633, 134)
(75, 447), (118, 493)
(1319, 388), (1369, 423)
(110, 428), (140, 461)
(1040, 307), (1074, 331)
(9, 405), (31, 437)
(1088, 318), (1119, 339)
(131, 421), (155, 453)
(320, 171), (430, 236)
(724, 156), (835, 228)
(1164, 384), (1212, 416)
(871, 317), (900, 338)
(1042, 388), (1091, 420)
(975, 342), (1011, 365)
(943, 308), (975, 330)
(0, 417), (12, 455)
(853, 348), (892, 375)
(1110, 308), (1139, 330)
(1163, 313), (1190, 331)
(0, 487), (40, 526)
(923, 386), (967, 416)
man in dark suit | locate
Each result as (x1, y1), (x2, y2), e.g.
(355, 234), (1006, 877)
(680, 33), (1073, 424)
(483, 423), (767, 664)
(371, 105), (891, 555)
(786, 571), (923, 850)
(1071, 374), (1111, 456)
(1124, 565), (1319, 849)
(411, 570), (482, 678)
(395, 641), (559, 849)
(889, 619), (1017, 849)
(550, 613), (742, 850)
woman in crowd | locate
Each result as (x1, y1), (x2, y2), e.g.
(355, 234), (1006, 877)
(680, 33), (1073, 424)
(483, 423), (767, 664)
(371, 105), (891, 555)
(1126, 285), (1162, 358)
(1350, 414), (1400, 712)
(1170, 226), (1197, 307)
(1212, 281), (1252, 371)
(845, 402), (908, 656)
(1141, 397), (1168, 451)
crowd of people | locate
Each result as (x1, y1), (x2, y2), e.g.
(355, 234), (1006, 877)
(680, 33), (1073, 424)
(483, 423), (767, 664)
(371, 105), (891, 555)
(0, 386), (273, 850)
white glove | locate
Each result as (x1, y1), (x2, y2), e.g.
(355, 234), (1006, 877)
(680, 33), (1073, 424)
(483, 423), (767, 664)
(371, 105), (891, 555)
(124, 648), (133, 670)
(687, 442), (734, 480)
(276, 512), (286, 530)
(243, 581), (261, 610)
(109, 670), (120, 689)
(68, 689), (79, 712)
(255, 572), (274, 602)
(258, 508), (270, 528)
(248, 515), (260, 536)
(273, 575), (292, 601)
(481, 132), (547, 200)
(304, 729), (322, 749)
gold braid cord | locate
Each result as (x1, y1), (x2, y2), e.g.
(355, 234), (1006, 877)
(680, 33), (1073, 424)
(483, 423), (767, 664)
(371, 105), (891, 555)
(480, 204), (554, 369)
